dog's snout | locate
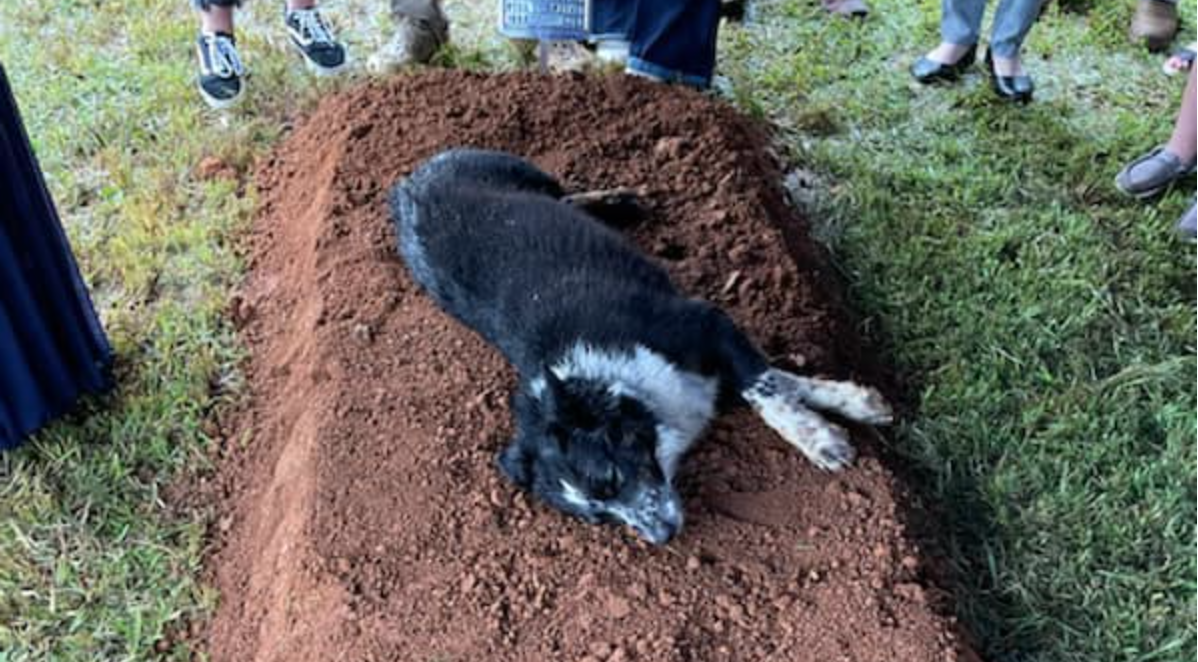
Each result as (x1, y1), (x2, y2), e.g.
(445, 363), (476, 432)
(625, 490), (683, 545)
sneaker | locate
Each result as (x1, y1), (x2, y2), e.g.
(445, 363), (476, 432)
(1129, 0), (1178, 53)
(196, 31), (246, 109)
(1115, 147), (1197, 199)
(285, 6), (347, 75)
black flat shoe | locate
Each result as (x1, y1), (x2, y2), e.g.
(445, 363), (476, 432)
(910, 43), (977, 84)
(985, 49), (1033, 103)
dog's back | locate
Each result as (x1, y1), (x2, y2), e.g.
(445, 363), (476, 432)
(391, 149), (677, 373)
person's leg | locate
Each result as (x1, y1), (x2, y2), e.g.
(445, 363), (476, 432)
(1116, 68), (1197, 198)
(193, 0), (245, 109)
(590, 0), (636, 63)
(196, 0), (236, 33)
(988, 0), (1042, 76)
(625, 0), (721, 89)
(910, 0), (982, 83)
(1165, 66), (1197, 162)
(592, 1), (635, 41)
(927, 0), (985, 64)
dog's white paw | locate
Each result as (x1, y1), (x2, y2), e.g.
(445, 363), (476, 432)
(755, 369), (893, 425)
(805, 380), (893, 425)
(800, 420), (856, 471)
(743, 372), (857, 471)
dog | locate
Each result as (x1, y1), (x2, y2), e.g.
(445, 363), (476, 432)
(390, 149), (892, 545)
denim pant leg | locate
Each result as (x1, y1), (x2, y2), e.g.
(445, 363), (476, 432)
(941, 0), (986, 47)
(192, 0), (241, 10)
(625, 0), (721, 89)
(591, 1), (635, 41)
(990, 0), (1042, 58)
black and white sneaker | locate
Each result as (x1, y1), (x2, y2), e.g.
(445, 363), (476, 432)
(196, 31), (246, 109)
(284, 7), (347, 75)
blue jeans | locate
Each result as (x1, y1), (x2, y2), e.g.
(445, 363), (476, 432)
(941, 0), (1043, 58)
(192, 0), (241, 8)
(592, 0), (722, 89)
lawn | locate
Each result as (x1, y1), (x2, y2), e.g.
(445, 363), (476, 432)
(0, 1), (1193, 661)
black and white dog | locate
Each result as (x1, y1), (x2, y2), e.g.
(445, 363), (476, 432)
(390, 149), (892, 545)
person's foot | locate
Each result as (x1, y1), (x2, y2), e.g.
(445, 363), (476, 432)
(1163, 42), (1197, 76)
(285, 6), (347, 75)
(1175, 199), (1197, 241)
(822, 0), (869, 18)
(911, 43), (976, 84)
(1115, 147), (1197, 199)
(196, 31), (246, 109)
(985, 49), (1033, 103)
(1129, 0), (1178, 53)
(595, 39), (631, 65)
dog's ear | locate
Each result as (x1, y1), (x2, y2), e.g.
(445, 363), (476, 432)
(497, 441), (533, 487)
(541, 369), (568, 409)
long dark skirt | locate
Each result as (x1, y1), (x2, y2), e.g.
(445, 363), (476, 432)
(0, 62), (112, 450)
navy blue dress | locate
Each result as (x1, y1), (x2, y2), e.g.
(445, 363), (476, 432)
(1, 62), (112, 449)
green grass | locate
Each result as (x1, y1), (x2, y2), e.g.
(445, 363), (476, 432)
(0, 1), (1194, 660)
(721, 2), (1196, 661)
(0, 0), (351, 658)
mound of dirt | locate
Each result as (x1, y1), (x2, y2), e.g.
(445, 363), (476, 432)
(204, 71), (966, 662)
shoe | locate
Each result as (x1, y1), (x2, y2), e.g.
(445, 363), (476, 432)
(1162, 42), (1197, 76)
(196, 31), (245, 109)
(1176, 199), (1197, 241)
(985, 49), (1033, 103)
(1130, 0), (1178, 53)
(822, 0), (870, 18)
(1115, 147), (1197, 199)
(285, 6), (347, 75)
(911, 43), (977, 84)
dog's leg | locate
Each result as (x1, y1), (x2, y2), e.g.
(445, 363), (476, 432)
(775, 374), (892, 425)
(702, 308), (889, 471)
(562, 188), (646, 228)
(740, 370), (857, 471)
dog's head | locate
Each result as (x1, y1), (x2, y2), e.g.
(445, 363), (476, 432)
(498, 371), (683, 545)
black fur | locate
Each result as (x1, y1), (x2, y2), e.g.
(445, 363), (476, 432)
(390, 149), (771, 544)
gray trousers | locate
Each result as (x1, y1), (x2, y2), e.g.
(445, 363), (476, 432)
(941, 0), (1043, 58)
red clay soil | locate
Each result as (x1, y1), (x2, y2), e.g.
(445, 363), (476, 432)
(203, 70), (967, 662)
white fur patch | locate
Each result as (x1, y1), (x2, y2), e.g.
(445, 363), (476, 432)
(653, 425), (689, 481)
(551, 342), (718, 474)
(784, 375), (893, 424)
(559, 479), (592, 509)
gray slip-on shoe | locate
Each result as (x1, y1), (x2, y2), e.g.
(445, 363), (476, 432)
(1115, 147), (1196, 199)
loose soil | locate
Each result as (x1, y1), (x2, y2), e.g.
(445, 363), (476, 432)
(203, 70), (967, 662)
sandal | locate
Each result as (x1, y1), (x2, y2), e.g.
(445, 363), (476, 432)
(822, 0), (869, 18)
(1162, 42), (1197, 76)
